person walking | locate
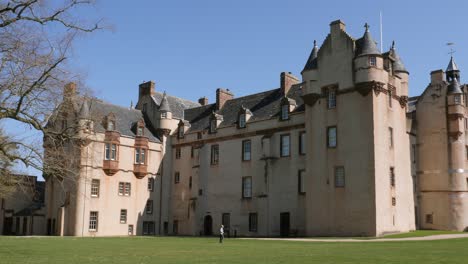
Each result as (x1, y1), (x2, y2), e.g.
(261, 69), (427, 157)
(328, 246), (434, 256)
(219, 225), (224, 243)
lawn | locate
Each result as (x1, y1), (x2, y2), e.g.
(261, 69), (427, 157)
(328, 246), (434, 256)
(1, 236), (468, 264)
(380, 230), (465, 239)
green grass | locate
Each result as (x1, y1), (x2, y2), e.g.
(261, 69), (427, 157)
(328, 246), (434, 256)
(1, 236), (468, 264)
(381, 230), (465, 239)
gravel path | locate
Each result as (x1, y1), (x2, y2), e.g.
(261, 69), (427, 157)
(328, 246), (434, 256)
(242, 233), (468, 242)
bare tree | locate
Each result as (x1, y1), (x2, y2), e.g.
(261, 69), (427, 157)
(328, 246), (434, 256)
(0, 0), (102, 196)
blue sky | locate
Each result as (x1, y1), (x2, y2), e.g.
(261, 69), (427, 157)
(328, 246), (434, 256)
(72, 0), (467, 106)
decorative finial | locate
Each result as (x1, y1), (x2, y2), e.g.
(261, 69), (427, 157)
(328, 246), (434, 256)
(364, 23), (370, 32)
(313, 40), (317, 47)
(447, 42), (456, 57)
(391, 41), (395, 50)
(130, 100), (133, 109)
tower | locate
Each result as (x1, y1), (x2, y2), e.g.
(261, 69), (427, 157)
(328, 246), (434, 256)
(302, 20), (414, 236)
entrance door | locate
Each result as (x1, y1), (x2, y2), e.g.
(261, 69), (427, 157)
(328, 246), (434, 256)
(204, 215), (213, 236)
(2, 217), (13, 235)
(280, 212), (290, 237)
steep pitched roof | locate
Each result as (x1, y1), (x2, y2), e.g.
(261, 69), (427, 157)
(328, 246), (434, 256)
(389, 41), (408, 73)
(158, 92), (171, 112)
(152, 92), (200, 119)
(302, 40), (319, 72)
(355, 23), (380, 57)
(447, 56), (459, 72)
(86, 99), (160, 143)
(184, 84), (304, 132)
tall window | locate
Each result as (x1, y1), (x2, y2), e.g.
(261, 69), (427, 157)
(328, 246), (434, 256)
(210, 120), (217, 133)
(299, 131), (306, 155)
(249, 213), (258, 232)
(390, 167), (395, 187)
(137, 127), (144, 136)
(242, 140), (251, 161)
(120, 209), (127, 224)
(298, 170), (306, 194)
(178, 126), (184, 138)
(281, 104), (289, 120)
(91, 179), (100, 197)
(211, 144), (219, 165)
(135, 148), (146, 164)
(143, 221), (155, 235)
(146, 200), (153, 214)
(89, 211), (98, 231)
(334, 166), (345, 188)
(148, 177), (154, 192)
(239, 114), (246, 128)
(174, 172), (180, 184)
(189, 176), (192, 189)
(280, 134), (290, 157)
(369, 56), (377, 66)
(173, 220), (179, 234)
(119, 182), (131, 196)
(389, 127), (394, 148)
(328, 89), (336, 109)
(327, 126), (337, 148)
(107, 121), (115, 131)
(388, 90), (393, 108)
(242, 176), (252, 198)
(175, 148), (181, 159)
(455, 94), (462, 105)
(105, 143), (117, 160)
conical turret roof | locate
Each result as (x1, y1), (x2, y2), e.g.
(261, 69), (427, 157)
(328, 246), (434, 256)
(446, 56), (459, 72)
(389, 41), (408, 73)
(79, 100), (90, 119)
(302, 40), (319, 72)
(355, 23), (380, 57)
(159, 92), (171, 112)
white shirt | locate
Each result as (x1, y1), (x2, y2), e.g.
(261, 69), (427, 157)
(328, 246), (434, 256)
(220, 227), (224, 235)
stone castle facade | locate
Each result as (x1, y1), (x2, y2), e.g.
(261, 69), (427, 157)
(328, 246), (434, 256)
(42, 20), (468, 237)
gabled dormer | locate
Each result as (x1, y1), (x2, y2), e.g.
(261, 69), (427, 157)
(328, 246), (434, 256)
(209, 112), (223, 133)
(237, 106), (253, 128)
(280, 96), (296, 121)
(177, 120), (190, 139)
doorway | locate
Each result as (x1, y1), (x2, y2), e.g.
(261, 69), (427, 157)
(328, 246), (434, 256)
(2, 217), (13, 235)
(280, 212), (290, 237)
(204, 215), (213, 235)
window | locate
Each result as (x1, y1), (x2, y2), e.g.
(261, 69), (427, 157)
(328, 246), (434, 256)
(242, 140), (251, 161)
(210, 119), (217, 133)
(173, 220), (179, 234)
(392, 197), (396, 206)
(390, 167), (395, 187)
(89, 211), (98, 231)
(137, 127), (143, 136)
(120, 209), (127, 224)
(107, 121), (115, 131)
(146, 200), (153, 214)
(197, 132), (202, 140)
(161, 112), (167, 118)
(143, 221), (155, 235)
(412, 144), (417, 164)
(299, 131), (306, 155)
(239, 114), (246, 128)
(91, 179), (100, 197)
(148, 177), (154, 192)
(242, 176), (252, 198)
(425, 214), (433, 224)
(178, 126), (184, 138)
(104, 143), (117, 160)
(222, 213), (231, 230)
(328, 89), (336, 109)
(175, 148), (181, 159)
(455, 94), (462, 105)
(191, 147), (194, 158)
(334, 166), (345, 188)
(249, 213), (257, 232)
(174, 172), (180, 184)
(327, 126), (337, 148)
(198, 189), (203, 196)
(119, 182), (131, 196)
(369, 56), (377, 66)
(298, 170), (306, 194)
(389, 127), (393, 148)
(280, 134), (290, 157)
(189, 176), (192, 189)
(135, 148), (146, 164)
(281, 104), (289, 120)
(211, 144), (219, 165)
(388, 89), (393, 108)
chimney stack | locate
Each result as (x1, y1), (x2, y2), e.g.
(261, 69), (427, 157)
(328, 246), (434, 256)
(330, 19), (346, 37)
(64, 82), (77, 99)
(430, 70), (445, 85)
(139, 81), (156, 99)
(280, 72), (299, 95)
(216, 88), (234, 110)
(198, 97), (208, 106)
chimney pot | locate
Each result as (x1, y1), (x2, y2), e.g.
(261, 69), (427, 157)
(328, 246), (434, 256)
(138, 81), (156, 99)
(280, 72), (299, 95)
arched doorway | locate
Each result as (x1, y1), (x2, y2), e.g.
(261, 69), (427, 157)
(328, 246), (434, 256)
(204, 215), (213, 235)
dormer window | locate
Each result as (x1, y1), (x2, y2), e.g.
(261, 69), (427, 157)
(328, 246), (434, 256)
(281, 104), (289, 120)
(210, 119), (217, 133)
(137, 127), (143, 136)
(369, 56), (377, 66)
(239, 114), (246, 128)
(107, 120), (115, 131)
(178, 126), (184, 139)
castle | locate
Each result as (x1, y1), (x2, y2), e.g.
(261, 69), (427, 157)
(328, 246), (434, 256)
(36, 20), (468, 237)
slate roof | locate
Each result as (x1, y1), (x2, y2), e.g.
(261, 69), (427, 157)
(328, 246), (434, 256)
(302, 40), (319, 72)
(389, 42), (408, 73)
(407, 96), (419, 113)
(355, 24), (380, 57)
(152, 92), (200, 119)
(447, 56), (459, 72)
(82, 99), (160, 143)
(184, 84), (304, 132)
